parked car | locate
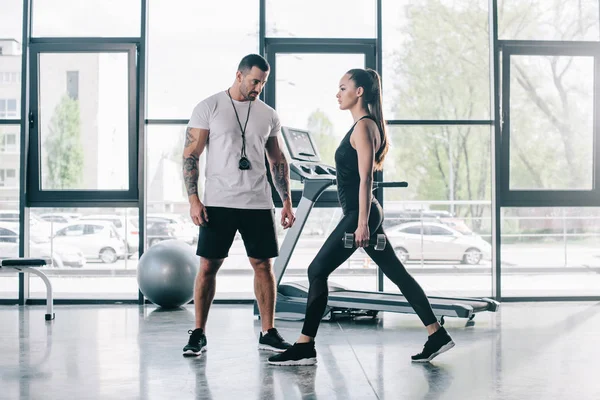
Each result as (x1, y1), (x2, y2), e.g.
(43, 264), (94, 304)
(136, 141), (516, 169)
(37, 212), (82, 234)
(78, 214), (139, 256)
(37, 212), (82, 223)
(0, 222), (86, 268)
(147, 213), (196, 245)
(52, 220), (127, 263)
(382, 209), (454, 229)
(386, 222), (491, 265)
(0, 210), (54, 238)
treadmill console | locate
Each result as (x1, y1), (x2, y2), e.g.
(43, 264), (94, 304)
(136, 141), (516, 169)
(281, 127), (336, 182)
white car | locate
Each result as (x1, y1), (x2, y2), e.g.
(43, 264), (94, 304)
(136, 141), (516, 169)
(0, 222), (86, 268)
(386, 222), (491, 265)
(147, 213), (196, 245)
(52, 220), (127, 263)
(78, 214), (139, 256)
(0, 210), (55, 238)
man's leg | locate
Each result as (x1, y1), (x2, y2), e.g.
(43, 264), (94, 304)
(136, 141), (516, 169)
(184, 207), (236, 356)
(238, 208), (291, 352)
(195, 257), (224, 330)
(248, 257), (275, 331)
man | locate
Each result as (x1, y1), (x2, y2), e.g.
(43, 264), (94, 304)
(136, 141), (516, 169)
(182, 54), (295, 357)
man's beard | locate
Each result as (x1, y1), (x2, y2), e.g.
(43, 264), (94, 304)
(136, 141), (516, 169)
(241, 86), (258, 101)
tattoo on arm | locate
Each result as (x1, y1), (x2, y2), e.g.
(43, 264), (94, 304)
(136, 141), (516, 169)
(183, 155), (199, 196)
(184, 127), (196, 148)
(271, 151), (291, 202)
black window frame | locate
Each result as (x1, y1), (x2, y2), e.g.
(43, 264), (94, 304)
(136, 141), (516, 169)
(26, 41), (140, 207)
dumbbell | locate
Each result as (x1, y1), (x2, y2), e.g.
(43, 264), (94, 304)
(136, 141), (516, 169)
(342, 233), (386, 250)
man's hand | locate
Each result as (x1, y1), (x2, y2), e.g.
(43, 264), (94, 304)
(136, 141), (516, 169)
(280, 201), (295, 229)
(190, 196), (209, 227)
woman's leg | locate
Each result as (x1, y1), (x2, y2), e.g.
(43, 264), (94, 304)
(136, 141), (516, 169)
(364, 225), (438, 327)
(299, 212), (361, 339)
(364, 225), (455, 362)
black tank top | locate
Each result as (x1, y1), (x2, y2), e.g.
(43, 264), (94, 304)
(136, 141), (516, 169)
(334, 115), (383, 214)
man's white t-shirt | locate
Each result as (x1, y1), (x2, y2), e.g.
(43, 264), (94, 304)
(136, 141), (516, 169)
(188, 90), (280, 209)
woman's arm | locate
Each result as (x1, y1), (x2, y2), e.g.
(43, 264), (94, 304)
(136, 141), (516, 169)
(350, 120), (378, 247)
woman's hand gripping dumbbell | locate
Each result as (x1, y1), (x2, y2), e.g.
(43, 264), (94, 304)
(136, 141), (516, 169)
(342, 232), (387, 250)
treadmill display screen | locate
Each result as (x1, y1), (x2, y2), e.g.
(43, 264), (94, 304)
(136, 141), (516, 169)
(281, 127), (320, 162)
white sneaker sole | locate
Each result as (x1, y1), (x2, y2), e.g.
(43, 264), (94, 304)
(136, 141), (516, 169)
(412, 341), (455, 363)
(258, 344), (289, 353)
(268, 357), (317, 366)
(183, 346), (207, 357)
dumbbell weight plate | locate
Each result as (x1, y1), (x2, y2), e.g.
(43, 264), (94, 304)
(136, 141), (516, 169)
(375, 234), (386, 250)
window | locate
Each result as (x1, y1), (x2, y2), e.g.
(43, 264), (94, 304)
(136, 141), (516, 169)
(401, 226), (422, 235)
(1, 133), (18, 152)
(499, 0), (600, 41)
(0, 227), (17, 243)
(56, 224), (85, 236)
(147, 0), (259, 118)
(0, 72), (20, 84)
(428, 226), (453, 236)
(28, 46), (139, 205)
(0, 169), (17, 187)
(32, 0), (141, 37)
(382, 0), (490, 120)
(266, 0), (376, 38)
(501, 207), (600, 296)
(66, 71), (79, 100)
(0, 99), (18, 119)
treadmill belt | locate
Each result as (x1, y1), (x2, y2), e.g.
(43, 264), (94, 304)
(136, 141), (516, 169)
(329, 290), (493, 312)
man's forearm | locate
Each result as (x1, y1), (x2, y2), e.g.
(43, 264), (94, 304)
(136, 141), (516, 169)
(271, 156), (291, 204)
(183, 155), (200, 200)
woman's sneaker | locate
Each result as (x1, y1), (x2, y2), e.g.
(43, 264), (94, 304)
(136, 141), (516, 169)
(183, 328), (207, 357)
(258, 328), (292, 352)
(268, 342), (317, 366)
(411, 327), (455, 362)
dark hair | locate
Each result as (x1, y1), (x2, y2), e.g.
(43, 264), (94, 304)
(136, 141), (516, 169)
(346, 68), (389, 170)
(238, 54), (270, 74)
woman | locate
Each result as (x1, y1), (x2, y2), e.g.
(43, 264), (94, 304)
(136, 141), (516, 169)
(268, 68), (455, 366)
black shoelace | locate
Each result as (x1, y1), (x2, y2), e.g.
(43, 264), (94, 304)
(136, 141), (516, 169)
(269, 329), (285, 342)
(188, 329), (204, 343)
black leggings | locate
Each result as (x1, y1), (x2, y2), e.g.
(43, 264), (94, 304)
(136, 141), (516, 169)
(301, 201), (438, 338)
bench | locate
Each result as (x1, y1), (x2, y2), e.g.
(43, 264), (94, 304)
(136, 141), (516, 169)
(0, 258), (55, 320)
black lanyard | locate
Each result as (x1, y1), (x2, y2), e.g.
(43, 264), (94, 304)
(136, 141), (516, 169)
(227, 89), (251, 158)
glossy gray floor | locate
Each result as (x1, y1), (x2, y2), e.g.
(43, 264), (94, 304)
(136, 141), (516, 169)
(1, 302), (599, 400)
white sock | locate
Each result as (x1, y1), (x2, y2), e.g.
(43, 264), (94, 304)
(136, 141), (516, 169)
(262, 330), (270, 336)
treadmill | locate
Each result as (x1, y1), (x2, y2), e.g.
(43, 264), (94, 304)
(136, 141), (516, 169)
(254, 127), (499, 325)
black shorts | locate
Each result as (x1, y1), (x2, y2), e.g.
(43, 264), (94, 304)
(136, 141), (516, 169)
(196, 207), (279, 259)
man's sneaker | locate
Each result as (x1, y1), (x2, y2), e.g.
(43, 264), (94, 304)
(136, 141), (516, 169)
(183, 328), (207, 357)
(411, 326), (455, 363)
(268, 342), (317, 366)
(258, 328), (292, 353)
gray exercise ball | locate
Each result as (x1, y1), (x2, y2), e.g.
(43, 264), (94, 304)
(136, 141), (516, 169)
(137, 240), (199, 309)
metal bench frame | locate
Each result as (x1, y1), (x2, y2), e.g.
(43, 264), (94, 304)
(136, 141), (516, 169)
(0, 258), (55, 320)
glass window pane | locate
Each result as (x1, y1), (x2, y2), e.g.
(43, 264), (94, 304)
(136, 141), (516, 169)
(509, 55), (594, 190)
(0, 1), (23, 117)
(501, 207), (600, 297)
(0, 126), (19, 153)
(382, 0), (490, 120)
(275, 52), (364, 187)
(146, 124), (202, 248)
(499, 0), (600, 41)
(383, 125), (492, 297)
(38, 52), (130, 190)
(32, 0), (141, 37)
(266, 0), (376, 38)
(0, 122), (20, 299)
(28, 207), (138, 299)
(147, 0), (259, 119)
